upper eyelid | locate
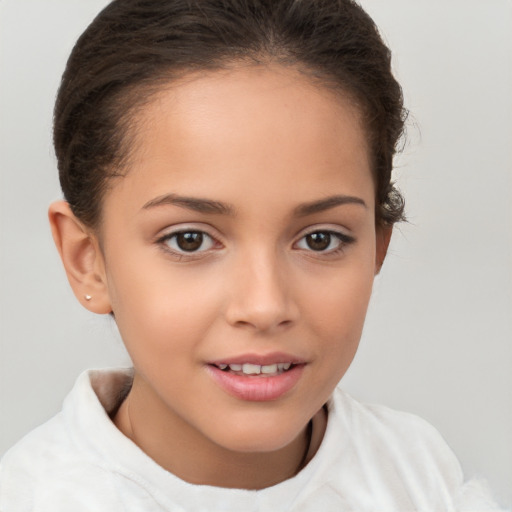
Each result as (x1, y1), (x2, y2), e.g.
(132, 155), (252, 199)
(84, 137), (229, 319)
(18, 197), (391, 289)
(155, 223), (221, 240)
(301, 227), (346, 235)
(295, 231), (353, 245)
(294, 224), (353, 239)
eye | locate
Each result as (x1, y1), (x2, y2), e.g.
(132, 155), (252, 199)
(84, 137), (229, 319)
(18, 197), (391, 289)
(295, 230), (353, 253)
(162, 230), (216, 253)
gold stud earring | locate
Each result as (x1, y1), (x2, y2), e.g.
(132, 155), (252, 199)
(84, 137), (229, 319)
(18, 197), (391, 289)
(85, 295), (92, 301)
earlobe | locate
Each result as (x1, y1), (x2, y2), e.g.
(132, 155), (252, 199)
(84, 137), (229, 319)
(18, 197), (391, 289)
(48, 200), (112, 314)
(375, 225), (393, 275)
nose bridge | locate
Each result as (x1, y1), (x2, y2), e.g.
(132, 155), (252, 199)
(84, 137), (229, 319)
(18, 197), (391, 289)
(226, 244), (297, 331)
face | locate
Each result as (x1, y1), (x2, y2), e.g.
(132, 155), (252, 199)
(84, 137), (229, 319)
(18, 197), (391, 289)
(97, 65), (383, 453)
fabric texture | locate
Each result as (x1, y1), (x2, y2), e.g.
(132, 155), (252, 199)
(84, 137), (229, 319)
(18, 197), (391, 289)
(0, 369), (506, 511)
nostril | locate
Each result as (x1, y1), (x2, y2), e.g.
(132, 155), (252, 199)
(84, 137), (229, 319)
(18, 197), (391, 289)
(231, 317), (295, 332)
(224, 271), (299, 331)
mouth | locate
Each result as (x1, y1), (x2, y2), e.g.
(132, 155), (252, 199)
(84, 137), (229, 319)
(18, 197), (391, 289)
(206, 354), (306, 401)
(211, 362), (295, 377)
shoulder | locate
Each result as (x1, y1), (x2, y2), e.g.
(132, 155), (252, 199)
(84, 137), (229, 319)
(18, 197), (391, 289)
(326, 388), (506, 510)
(327, 389), (463, 505)
(0, 369), (134, 511)
(0, 415), (115, 510)
(331, 387), (460, 454)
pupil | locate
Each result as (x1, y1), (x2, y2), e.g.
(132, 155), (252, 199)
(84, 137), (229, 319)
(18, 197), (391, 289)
(306, 232), (331, 251)
(177, 232), (203, 251)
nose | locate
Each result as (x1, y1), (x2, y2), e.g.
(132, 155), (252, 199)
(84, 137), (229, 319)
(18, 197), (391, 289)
(224, 250), (299, 333)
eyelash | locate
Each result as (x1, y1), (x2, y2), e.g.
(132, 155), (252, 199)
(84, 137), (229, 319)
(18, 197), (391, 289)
(156, 227), (355, 259)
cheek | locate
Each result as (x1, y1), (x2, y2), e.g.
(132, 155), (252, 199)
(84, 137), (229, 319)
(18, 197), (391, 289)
(105, 255), (224, 352)
(302, 257), (375, 359)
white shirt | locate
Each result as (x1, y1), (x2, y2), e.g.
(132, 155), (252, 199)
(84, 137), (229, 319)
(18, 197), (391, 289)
(0, 369), (505, 511)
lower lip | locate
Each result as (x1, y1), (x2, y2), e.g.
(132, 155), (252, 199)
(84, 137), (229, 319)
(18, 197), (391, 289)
(206, 365), (305, 401)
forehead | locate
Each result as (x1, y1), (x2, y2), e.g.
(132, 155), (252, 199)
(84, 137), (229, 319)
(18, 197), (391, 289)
(106, 65), (373, 216)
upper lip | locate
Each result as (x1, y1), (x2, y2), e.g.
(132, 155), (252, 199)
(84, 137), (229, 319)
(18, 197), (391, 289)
(208, 352), (306, 366)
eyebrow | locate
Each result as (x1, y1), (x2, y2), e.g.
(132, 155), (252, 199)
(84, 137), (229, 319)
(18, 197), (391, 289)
(294, 195), (367, 216)
(142, 194), (235, 215)
(142, 193), (366, 217)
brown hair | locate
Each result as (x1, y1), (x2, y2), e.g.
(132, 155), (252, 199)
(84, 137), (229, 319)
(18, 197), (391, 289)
(54, 0), (406, 228)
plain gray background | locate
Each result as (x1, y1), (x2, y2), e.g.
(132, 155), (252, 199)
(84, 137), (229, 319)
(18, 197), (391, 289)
(1, 0), (511, 507)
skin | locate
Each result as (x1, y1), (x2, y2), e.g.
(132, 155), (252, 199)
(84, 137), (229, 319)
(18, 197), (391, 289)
(49, 64), (391, 489)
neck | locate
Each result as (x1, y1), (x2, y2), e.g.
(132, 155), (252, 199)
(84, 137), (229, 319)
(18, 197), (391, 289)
(113, 373), (326, 489)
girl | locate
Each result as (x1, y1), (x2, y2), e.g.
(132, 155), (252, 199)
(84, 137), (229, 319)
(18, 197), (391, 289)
(0, 0), (508, 510)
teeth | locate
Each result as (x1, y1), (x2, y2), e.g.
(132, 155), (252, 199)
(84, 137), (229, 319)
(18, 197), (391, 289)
(242, 363), (261, 375)
(216, 362), (294, 374)
(261, 364), (278, 374)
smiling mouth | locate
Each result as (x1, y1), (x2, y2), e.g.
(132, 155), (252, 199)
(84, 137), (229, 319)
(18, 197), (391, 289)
(212, 362), (295, 377)
(207, 359), (305, 400)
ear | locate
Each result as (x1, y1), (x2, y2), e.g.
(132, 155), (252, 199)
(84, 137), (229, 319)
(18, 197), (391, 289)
(48, 200), (112, 314)
(375, 224), (393, 275)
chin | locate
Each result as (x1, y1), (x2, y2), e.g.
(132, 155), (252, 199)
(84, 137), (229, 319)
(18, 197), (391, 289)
(209, 414), (308, 454)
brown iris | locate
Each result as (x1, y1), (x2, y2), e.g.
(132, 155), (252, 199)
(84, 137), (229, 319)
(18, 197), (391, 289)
(305, 232), (332, 251)
(176, 232), (204, 251)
